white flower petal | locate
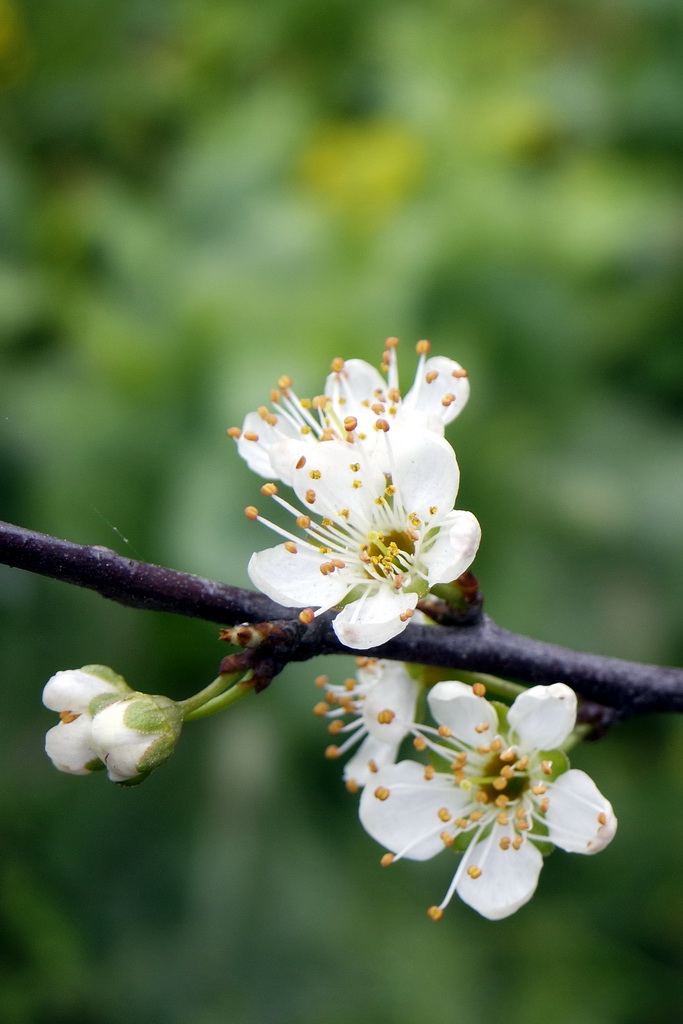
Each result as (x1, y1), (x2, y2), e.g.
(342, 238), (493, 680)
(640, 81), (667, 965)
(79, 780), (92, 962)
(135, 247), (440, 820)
(343, 735), (401, 789)
(403, 356), (470, 426)
(508, 684), (577, 751)
(544, 769), (617, 854)
(45, 717), (100, 775)
(457, 827), (543, 920)
(359, 760), (470, 861)
(237, 411), (301, 482)
(362, 664), (419, 744)
(427, 681), (499, 746)
(389, 429), (459, 522)
(326, 359), (386, 417)
(332, 589), (418, 650)
(248, 544), (350, 609)
(423, 510), (481, 585)
(42, 669), (123, 713)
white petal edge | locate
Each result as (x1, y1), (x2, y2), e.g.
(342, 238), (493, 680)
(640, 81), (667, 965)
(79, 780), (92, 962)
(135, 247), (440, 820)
(427, 681), (499, 747)
(457, 826), (544, 920)
(508, 683), (577, 751)
(423, 510), (481, 586)
(248, 544), (350, 609)
(332, 589), (418, 650)
(544, 769), (617, 854)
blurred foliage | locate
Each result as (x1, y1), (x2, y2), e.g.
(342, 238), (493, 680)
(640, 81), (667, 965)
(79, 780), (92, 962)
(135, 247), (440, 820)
(1, 0), (682, 1020)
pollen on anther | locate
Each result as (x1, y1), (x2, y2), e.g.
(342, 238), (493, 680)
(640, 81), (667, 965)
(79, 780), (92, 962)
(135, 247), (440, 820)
(427, 906), (444, 922)
(305, 489), (316, 504)
(441, 832), (455, 847)
(499, 836), (511, 851)
(344, 416), (358, 432)
(474, 722), (490, 734)
(416, 339), (431, 355)
(243, 431), (259, 442)
(425, 370), (438, 384)
(309, 469), (321, 480)
(285, 542), (297, 554)
(374, 786), (390, 801)
(312, 702), (329, 716)
(452, 367), (468, 378)
(261, 483), (278, 496)
(226, 426), (241, 438)
(541, 760), (553, 775)
(437, 725), (452, 738)
(295, 455), (306, 470)
(245, 506), (259, 520)
(499, 748), (516, 763)
(314, 674), (329, 688)
(512, 836), (523, 850)
(501, 765), (516, 779)
(438, 808), (452, 822)
(467, 866), (482, 879)
(299, 608), (315, 624)
(331, 357), (345, 373)
(399, 609), (414, 622)
(413, 736), (427, 751)
(324, 745), (339, 759)
(598, 812), (607, 826)
(472, 682), (486, 697)
(385, 336), (399, 349)
(328, 720), (343, 735)
(368, 759), (378, 773)
(377, 709), (396, 725)
(514, 756), (529, 771)
(531, 783), (546, 795)
(441, 393), (456, 407)
(296, 515), (311, 528)
(345, 779), (359, 794)
(375, 418), (390, 432)
(492, 777), (508, 791)
(380, 853), (395, 867)
(424, 765), (435, 780)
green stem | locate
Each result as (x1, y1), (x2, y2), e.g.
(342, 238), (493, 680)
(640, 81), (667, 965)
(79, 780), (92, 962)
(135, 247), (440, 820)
(182, 676), (255, 722)
(448, 669), (526, 703)
(178, 671), (246, 718)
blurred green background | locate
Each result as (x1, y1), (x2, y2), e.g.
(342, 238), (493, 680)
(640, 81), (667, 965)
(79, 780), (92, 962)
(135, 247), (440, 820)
(1, 0), (683, 1021)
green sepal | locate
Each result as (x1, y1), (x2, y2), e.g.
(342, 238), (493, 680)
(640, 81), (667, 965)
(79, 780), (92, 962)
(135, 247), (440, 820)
(81, 665), (131, 693)
(123, 694), (183, 738)
(535, 748), (570, 781)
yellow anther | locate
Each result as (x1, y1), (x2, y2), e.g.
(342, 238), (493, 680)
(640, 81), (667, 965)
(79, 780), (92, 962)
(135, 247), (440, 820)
(514, 756), (529, 771)
(474, 722), (490, 734)
(512, 836), (523, 850)
(324, 745), (339, 759)
(476, 744), (491, 755)
(226, 426), (241, 438)
(345, 779), (359, 793)
(476, 790), (490, 804)
(375, 418), (390, 432)
(299, 608), (315, 624)
(305, 489), (316, 504)
(497, 812), (509, 826)
(453, 752), (467, 768)
(494, 794), (510, 808)
(270, 388), (281, 402)
(244, 506), (259, 520)
(437, 725), (452, 738)
(312, 702), (329, 716)
(531, 783), (547, 795)
(328, 720), (343, 735)
(490, 739), (502, 752)
(425, 371), (439, 384)
(380, 853), (395, 866)
(438, 808), (452, 822)
(243, 430), (259, 442)
(501, 765), (516, 779)
(424, 765), (435, 780)
(296, 515), (311, 528)
(285, 542), (297, 554)
(385, 336), (399, 349)
(492, 777), (508, 791)
(598, 812), (607, 826)
(499, 748), (516, 762)
(469, 811), (484, 822)
(295, 455), (306, 470)
(413, 736), (427, 751)
(330, 357), (345, 373)
(309, 469), (321, 480)
(261, 482), (278, 496)
(59, 710), (79, 724)
(441, 393), (455, 407)
(499, 836), (511, 851)
(416, 339), (431, 355)
(343, 677), (356, 690)
(374, 787), (390, 802)
(352, 480), (362, 489)
(399, 609), (414, 622)
(455, 817), (469, 829)
(429, 506), (437, 515)
(314, 674), (329, 688)
(427, 906), (444, 922)
(515, 806), (527, 819)
(472, 682), (486, 697)
(541, 760), (553, 775)
(539, 797), (550, 813)
(371, 403), (385, 415)
(344, 416), (358, 432)
(367, 759), (379, 774)
(467, 866), (482, 879)
(376, 709), (396, 725)
(452, 367), (468, 378)
(441, 832), (455, 847)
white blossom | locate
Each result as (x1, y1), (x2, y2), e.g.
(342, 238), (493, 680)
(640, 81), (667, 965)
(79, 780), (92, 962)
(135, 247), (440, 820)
(246, 424), (481, 649)
(359, 682), (617, 920)
(43, 666), (131, 775)
(315, 660), (421, 789)
(89, 692), (183, 784)
(231, 338), (470, 483)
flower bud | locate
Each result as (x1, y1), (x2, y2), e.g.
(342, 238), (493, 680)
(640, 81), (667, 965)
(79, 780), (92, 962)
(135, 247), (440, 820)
(43, 666), (132, 775)
(89, 692), (183, 784)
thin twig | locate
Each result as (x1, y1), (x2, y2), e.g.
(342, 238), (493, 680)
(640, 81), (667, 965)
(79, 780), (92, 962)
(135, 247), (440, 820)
(2, 519), (682, 717)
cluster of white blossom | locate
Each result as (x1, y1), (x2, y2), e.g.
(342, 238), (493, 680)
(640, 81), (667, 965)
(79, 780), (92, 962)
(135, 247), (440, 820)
(230, 339), (480, 648)
(315, 660), (616, 920)
(40, 337), (617, 921)
(43, 666), (182, 784)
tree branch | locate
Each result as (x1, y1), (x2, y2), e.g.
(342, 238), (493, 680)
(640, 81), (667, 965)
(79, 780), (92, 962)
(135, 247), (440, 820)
(2, 520), (682, 717)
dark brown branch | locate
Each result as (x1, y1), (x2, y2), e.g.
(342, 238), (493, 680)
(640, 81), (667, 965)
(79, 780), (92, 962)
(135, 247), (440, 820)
(2, 520), (683, 717)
